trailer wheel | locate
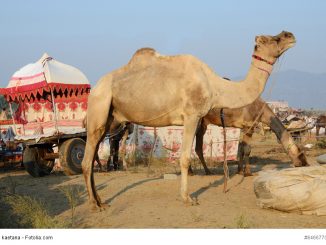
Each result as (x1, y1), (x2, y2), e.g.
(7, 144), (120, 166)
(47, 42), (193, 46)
(23, 146), (54, 177)
(59, 138), (85, 175)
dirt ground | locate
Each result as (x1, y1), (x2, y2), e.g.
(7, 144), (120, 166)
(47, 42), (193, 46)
(1, 133), (326, 228)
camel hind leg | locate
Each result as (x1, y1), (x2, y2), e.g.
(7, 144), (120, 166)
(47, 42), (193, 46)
(238, 131), (253, 176)
(82, 75), (113, 210)
(194, 122), (212, 175)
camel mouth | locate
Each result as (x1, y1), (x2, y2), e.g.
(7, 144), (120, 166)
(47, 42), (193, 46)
(287, 41), (296, 48)
(277, 40), (296, 57)
(281, 40), (296, 53)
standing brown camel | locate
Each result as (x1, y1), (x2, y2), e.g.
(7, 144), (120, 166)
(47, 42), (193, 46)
(192, 98), (309, 176)
(82, 31), (296, 209)
(316, 115), (326, 137)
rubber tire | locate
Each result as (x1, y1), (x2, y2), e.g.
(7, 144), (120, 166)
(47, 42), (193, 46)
(59, 138), (85, 176)
(23, 146), (54, 177)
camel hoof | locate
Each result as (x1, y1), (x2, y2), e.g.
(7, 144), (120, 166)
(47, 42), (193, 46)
(90, 202), (110, 212)
(244, 172), (253, 177)
(182, 196), (199, 206)
(188, 171), (194, 176)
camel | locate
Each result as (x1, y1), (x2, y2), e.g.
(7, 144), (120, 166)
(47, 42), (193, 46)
(191, 98), (309, 176)
(106, 123), (133, 171)
(316, 115), (326, 137)
(83, 118), (133, 171)
(82, 31), (296, 209)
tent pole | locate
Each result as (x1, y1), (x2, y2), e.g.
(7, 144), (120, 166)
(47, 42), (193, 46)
(19, 98), (26, 136)
(8, 103), (17, 135)
(42, 71), (59, 134)
(50, 89), (59, 134)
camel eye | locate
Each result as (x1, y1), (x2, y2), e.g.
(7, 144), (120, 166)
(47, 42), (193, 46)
(284, 33), (291, 38)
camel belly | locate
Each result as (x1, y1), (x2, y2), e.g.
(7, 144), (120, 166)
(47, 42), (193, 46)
(110, 61), (211, 126)
(112, 106), (184, 127)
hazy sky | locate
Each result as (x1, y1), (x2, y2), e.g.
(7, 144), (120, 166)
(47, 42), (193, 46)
(1, 0), (325, 86)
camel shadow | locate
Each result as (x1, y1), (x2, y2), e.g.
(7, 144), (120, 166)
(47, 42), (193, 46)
(190, 169), (241, 199)
(192, 156), (292, 176)
(248, 156), (293, 173)
(189, 156), (294, 199)
(95, 175), (125, 191)
(190, 178), (225, 199)
(105, 176), (162, 204)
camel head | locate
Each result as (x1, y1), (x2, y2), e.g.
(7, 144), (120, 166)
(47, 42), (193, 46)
(254, 31), (296, 61)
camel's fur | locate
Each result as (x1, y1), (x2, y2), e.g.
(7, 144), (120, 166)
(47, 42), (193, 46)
(82, 31), (296, 209)
(192, 98), (309, 176)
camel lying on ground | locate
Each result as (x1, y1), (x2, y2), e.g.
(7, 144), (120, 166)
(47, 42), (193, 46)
(82, 31), (296, 209)
(191, 98), (309, 176)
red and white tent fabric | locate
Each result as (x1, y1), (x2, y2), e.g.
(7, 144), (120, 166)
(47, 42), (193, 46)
(0, 53), (90, 137)
(97, 125), (241, 164)
(132, 125), (240, 162)
(0, 53), (90, 102)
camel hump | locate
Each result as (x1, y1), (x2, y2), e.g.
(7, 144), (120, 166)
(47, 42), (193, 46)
(128, 47), (160, 66)
(134, 47), (156, 56)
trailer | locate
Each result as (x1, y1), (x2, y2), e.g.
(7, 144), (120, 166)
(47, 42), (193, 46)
(0, 53), (90, 177)
(16, 129), (86, 176)
(0, 122), (23, 168)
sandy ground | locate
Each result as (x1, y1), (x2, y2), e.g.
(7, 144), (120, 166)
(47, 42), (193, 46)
(1, 133), (326, 228)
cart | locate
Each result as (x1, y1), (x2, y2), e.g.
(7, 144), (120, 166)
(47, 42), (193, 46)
(0, 53), (90, 177)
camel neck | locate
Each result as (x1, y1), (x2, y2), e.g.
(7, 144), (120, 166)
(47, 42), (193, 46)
(250, 55), (275, 76)
(245, 56), (273, 83)
(209, 55), (274, 109)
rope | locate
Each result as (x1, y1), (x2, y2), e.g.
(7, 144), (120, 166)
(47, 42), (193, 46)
(133, 105), (179, 124)
(217, 54), (285, 191)
(220, 109), (229, 193)
(104, 124), (127, 139)
(241, 55), (285, 137)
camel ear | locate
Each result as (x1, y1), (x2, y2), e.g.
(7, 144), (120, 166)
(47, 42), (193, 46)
(255, 36), (268, 44)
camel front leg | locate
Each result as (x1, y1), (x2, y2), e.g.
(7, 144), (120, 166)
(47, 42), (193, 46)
(82, 128), (106, 210)
(180, 116), (200, 205)
(109, 137), (120, 170)
(106, 120), (123, 171)
(120, 129), (130, 170)
(238, 131), (253, 176)
(194, 123), (212, 175)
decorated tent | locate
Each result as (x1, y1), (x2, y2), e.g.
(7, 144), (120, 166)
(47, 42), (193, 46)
(97, 125), (241, 165)
(132, 125), (240, 162)
(0, 53), (90, 137)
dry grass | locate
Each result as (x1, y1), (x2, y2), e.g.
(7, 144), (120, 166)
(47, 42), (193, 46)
(315, 139), (326, 149)
(2, 194), (64, 228)
(235, 213), (252, 229)
(0, 175), (83, 228)
(59, 185), (84, 228)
